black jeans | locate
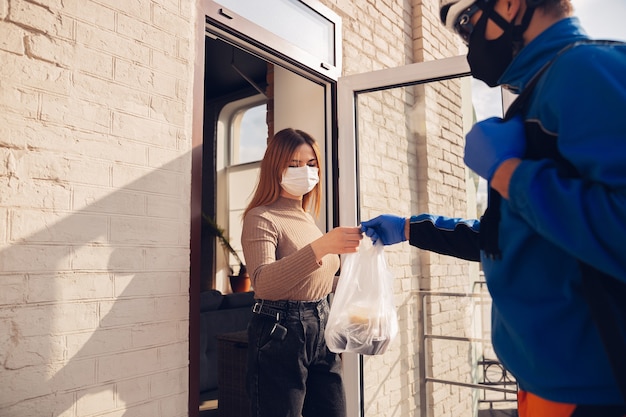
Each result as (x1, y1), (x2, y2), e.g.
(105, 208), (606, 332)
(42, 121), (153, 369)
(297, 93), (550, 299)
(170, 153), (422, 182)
(246, 298), (346, 417)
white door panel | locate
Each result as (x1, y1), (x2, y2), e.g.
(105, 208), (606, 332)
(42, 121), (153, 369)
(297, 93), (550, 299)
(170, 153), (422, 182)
(336, 56), (496, 417)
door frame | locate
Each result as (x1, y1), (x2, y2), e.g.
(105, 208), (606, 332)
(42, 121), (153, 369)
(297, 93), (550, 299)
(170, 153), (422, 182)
(336, 55), (470, 417)
(190, 2), (343, 416)
(192, 2), (474, 415)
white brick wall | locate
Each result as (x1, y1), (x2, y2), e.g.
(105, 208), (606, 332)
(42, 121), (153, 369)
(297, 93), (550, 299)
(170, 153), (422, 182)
(1, 0), (487, 415)
(0, 0), (194, 415)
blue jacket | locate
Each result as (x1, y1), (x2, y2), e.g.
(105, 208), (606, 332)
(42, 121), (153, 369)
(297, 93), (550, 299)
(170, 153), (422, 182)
(410, 17), (626, 404)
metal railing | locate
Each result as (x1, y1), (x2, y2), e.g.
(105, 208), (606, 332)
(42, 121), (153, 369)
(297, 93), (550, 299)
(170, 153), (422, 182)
(417, 287), (518, 417)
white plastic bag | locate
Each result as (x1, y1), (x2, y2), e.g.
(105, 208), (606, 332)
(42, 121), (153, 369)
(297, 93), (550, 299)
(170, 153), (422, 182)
(325, 239), (398, 355)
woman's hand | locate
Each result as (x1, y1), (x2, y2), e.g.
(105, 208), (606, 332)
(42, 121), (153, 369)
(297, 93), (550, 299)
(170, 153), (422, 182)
(311, 226), (363, 260)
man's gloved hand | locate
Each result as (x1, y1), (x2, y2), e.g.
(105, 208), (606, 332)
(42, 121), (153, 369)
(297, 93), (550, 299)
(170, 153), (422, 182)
(360, 214), (406, 246)
(464, 115), (526, 181)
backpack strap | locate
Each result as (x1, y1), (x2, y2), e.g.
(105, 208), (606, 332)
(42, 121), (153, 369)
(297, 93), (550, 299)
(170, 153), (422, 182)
(479, 41), (565, 259)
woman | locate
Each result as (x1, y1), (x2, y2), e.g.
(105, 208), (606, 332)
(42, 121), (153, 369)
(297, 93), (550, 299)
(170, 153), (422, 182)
(241, 128), (362, 417)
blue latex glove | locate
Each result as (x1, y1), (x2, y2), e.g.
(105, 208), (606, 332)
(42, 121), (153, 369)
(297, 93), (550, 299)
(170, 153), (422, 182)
(360, 214), (406, 245)
(464, 115), (526, 181)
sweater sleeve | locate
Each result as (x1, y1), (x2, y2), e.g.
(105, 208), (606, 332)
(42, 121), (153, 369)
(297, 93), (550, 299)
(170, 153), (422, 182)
(408, 214), (481, 262)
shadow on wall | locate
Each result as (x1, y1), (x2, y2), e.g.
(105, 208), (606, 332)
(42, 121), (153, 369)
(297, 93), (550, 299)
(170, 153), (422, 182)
(0, 153), (192, 416)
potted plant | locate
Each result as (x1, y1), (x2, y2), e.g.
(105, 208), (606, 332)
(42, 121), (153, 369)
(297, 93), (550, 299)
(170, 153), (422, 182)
(202, 214), (250, 293)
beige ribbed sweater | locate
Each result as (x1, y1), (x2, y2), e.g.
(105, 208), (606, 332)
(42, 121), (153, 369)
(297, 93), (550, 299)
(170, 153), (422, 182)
(241, 197), (340, 301)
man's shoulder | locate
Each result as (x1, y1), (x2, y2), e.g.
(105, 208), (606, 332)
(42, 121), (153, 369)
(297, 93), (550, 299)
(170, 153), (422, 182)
(554, 40), (626, 65)
(544, 40), (626, 86)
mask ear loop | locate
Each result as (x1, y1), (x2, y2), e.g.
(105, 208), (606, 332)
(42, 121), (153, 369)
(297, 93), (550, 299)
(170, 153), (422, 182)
(476, 0), (534, 56)
(470, 0), (502, 40)
(480, 2), (513, 32)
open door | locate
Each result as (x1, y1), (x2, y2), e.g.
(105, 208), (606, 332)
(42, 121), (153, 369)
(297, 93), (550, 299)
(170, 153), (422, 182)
(336, 56), (510, 417)
(337, 55), (471, 227)
(192, 2), (344, 416)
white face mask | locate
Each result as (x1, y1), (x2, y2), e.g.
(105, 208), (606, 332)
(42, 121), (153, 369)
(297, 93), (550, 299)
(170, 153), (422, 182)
(280, 165), (319, 197)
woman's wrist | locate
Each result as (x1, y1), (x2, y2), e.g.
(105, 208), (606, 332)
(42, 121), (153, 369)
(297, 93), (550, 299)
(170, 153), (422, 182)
(310, 238), (325, 262)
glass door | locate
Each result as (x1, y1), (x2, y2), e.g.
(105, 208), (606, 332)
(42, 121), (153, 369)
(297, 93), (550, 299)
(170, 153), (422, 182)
(337, 57), (514, 417)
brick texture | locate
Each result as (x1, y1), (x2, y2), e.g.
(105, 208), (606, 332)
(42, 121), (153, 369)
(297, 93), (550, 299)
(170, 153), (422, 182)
(0, 0), (194, 415)
(1, 0), (483, 416)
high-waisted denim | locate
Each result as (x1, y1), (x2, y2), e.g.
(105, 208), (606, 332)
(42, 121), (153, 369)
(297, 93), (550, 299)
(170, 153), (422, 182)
(246, 297), (346, 417)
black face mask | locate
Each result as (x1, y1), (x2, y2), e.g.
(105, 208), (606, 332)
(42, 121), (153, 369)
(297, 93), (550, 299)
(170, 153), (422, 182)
(466, 10), (514, 87)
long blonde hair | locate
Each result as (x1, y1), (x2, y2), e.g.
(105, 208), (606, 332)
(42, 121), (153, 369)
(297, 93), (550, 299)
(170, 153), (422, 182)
(244, 128), (322, 218)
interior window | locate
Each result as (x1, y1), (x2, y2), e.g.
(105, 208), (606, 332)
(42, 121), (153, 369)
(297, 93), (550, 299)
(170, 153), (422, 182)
(230, 102), (267, 165)
(211, 95), (268, 294)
